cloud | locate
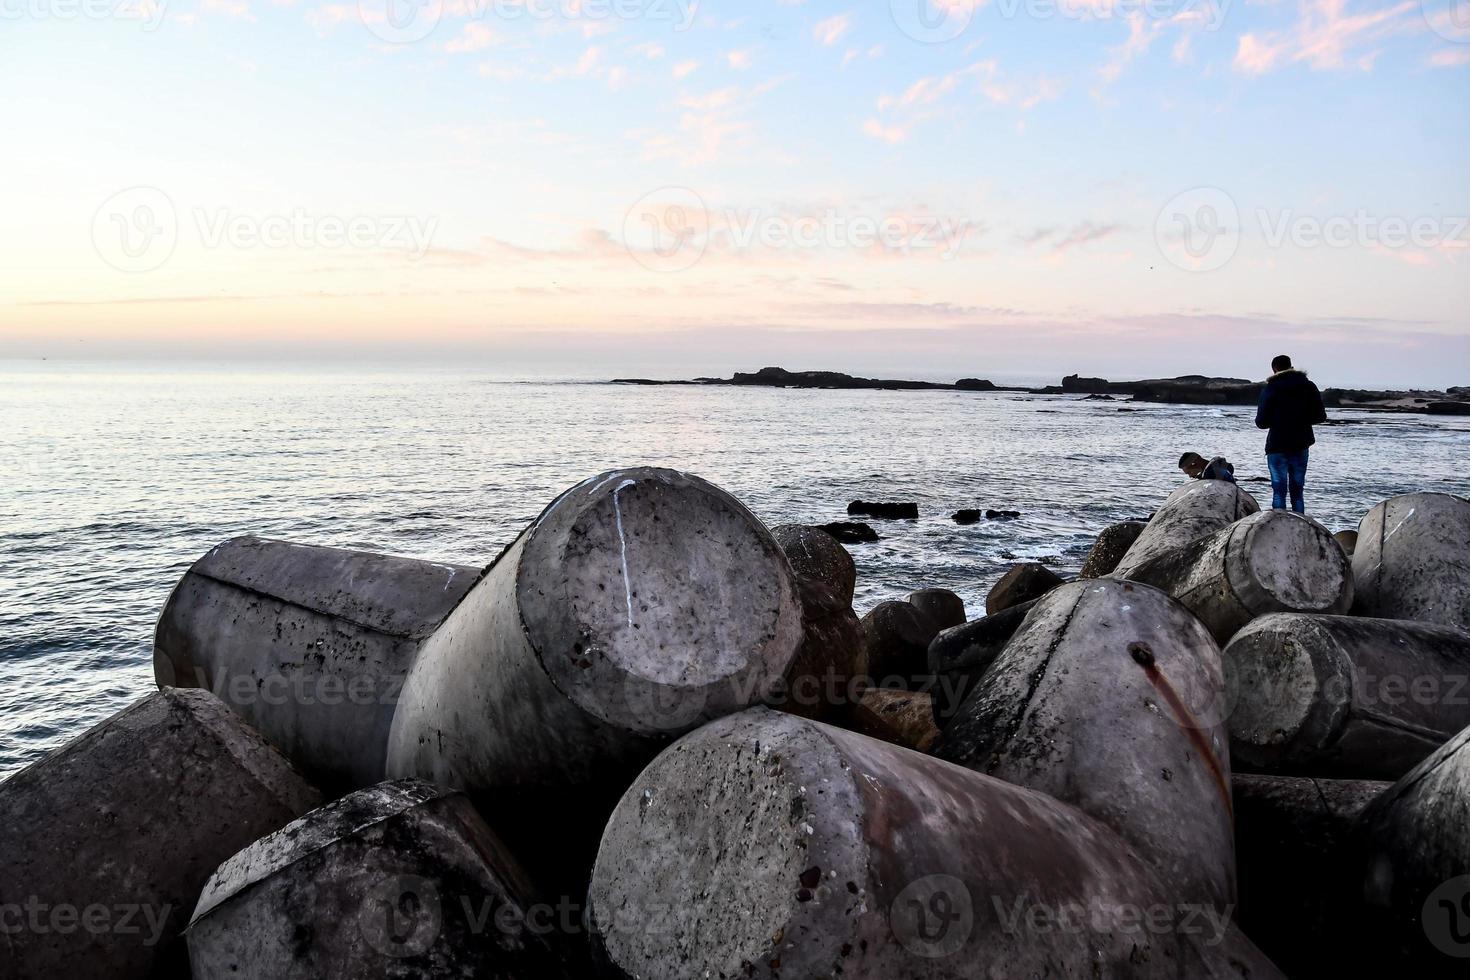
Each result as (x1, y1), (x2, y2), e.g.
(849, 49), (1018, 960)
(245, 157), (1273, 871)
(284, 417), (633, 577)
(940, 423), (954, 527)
(445, 23), (496, 54)
(673, 59), (700, 78)
(727, 49), (753, 70)
(1428, 47), (1470, 67)
(1233, 0), (1420, 76)
(814, 13), (852, 46)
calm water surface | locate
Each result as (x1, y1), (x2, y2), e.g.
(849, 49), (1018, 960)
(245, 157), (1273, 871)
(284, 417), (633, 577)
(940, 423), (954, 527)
(4, 362), (1468, 778)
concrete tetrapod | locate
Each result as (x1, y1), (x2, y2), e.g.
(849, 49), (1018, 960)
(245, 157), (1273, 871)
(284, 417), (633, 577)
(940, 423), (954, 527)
(186, 780), (573, 979)
(1122, 510), (1354, 644)
(1232, 773), (1390, 977)
(1352, 492), (1470, 630)
(1352, 722), (1470, 973)
(1110, 480), (1260, 578)
(1225, 614), (1470, 779)
(0, 689), (321, 980)
(936, 579), (1236, 912)
(586, 708), (1282, 980)
(385, 468), (803, 888)
(153, 535), (480, 788)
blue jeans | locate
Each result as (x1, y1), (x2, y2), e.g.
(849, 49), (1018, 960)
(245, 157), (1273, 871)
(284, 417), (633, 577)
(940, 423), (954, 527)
(1267, 449), (1309, 513)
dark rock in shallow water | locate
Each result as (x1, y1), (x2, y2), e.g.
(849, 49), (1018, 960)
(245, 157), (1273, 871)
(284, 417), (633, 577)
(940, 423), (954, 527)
(1427, 400), (1470, 415)
(771, 523), (856, 604)
(848, 499), (919, 519)
(860, 600), (939, 686)
(819, 520), (879, 543)
(955, 377), (996, 391)
(952, 509), (981, 525)
(985, 561), (1064, 615)
(1079, 521), (1146, 578)
(985, 508), (1021, 519)
(731, 366), (952, 390)
(907, 587), (965, 632)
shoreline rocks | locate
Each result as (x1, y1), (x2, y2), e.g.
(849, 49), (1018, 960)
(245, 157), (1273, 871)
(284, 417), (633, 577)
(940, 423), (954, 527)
(847, 500), (919, 519)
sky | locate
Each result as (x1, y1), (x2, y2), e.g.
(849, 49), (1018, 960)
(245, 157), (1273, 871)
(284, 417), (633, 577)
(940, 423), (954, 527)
(1, 0), (1468, 385)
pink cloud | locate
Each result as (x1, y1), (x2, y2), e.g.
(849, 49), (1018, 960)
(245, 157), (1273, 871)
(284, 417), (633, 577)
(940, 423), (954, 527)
(814, 13), (852, 46)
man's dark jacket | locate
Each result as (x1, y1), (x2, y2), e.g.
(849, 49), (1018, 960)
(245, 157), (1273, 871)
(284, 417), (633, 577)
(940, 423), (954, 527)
(1255, 369), (1327, 454)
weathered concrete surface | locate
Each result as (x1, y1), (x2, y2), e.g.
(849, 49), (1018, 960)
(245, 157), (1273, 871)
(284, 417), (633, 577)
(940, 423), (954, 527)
(776, 576), (864, 722)
(1352, 722), (1470, 971)
(1232, 773), (1389, 977)
(186, 780), (572, 979)
(0, 689), (321, 979)
(385, 468), (802, 890)
(587, 709), (1281, 979)
(906, 587), (965, 632)
(937, 579), (1236, 911)
(1352, 492), (1470, 630)
(771, 523), (856, 605)
(984, 562), (1063, 615)
(154, 535), (480, 788)
(850, 689), (940, 752)
(1079, 520), (1147, 578)
(1226, 614), (1470, 779)
(858, 599), (938, 687)
(1123, 510), (1354, 644)
(1111, 480), (1261, 578)
(924, 598), (1038, 726)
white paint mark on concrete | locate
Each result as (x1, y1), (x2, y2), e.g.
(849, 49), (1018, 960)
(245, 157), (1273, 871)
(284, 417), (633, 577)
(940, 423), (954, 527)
(1384, 507), (1416, 544)
(613, 479), (638, 628)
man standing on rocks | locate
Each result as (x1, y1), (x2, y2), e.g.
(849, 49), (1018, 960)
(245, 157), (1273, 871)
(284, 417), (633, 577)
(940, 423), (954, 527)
(1255, 354), (1327, 514)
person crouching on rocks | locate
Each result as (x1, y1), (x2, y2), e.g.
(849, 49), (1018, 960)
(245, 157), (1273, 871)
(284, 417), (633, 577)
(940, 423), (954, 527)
(1178, 452), (1236, 483)
(1255, 354), (1327, 514)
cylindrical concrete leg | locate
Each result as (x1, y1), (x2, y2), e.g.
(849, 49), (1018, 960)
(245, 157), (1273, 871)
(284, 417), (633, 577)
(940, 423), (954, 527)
(587, 708), (1281, 980)
(924, 598), (1038, 726)
(771, 523), (856, 605)
(936, 579), (1236, 911)
(386, 468), (802, 889)
(1352, 722), (1470, 972)
(906, 588), (966, 632)
(1122, 510), (1354, 643)
(1232, 773), (1389, 977)
(0, 689), (321, 980)
(1111, 479), (1260, 578)
(153, 535), (480, 789)
(774, 576), (863, 722)
(1352, 492), (1470, 630)
(1225, 614), (1470, 779)
(186, 780), (573, 979)
(858, 600), (937, 687)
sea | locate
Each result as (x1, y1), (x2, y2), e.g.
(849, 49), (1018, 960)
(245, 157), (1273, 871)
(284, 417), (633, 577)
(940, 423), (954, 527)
(4, 360), (1468, 780)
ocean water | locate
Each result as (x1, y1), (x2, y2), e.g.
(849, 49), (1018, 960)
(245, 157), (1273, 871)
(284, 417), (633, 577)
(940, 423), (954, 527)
(3, 361), (1468, 779)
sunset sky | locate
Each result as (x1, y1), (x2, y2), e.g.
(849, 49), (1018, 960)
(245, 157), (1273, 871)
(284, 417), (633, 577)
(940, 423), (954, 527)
(3, 0), (1468, 384)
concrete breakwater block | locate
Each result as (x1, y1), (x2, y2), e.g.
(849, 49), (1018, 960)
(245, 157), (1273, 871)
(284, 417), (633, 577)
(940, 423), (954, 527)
(586, 709), (1282, 979)
(385, 468), (803, 885)
(1122, 510), (1354, 644)
(1353, 722), (1470, 971)
(1226, 614), (1470, 780)
(1111, 479), (1260, 578)
(186, 780), (571, 979)
(906, 587), (966, 633)
(0, 689), (321, 979)
(1352, 492), (1470, 630)
(154, 535), (480, 788)
(771, 523), (856, 605)
(937, 579), (1236, 911)
(984, 561), (1063, 615)
(924, 598), (1038, 726)
(1232, 773), (1390, 977)
(859, 600), (940, 687)
(774, 576), (863, 722)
